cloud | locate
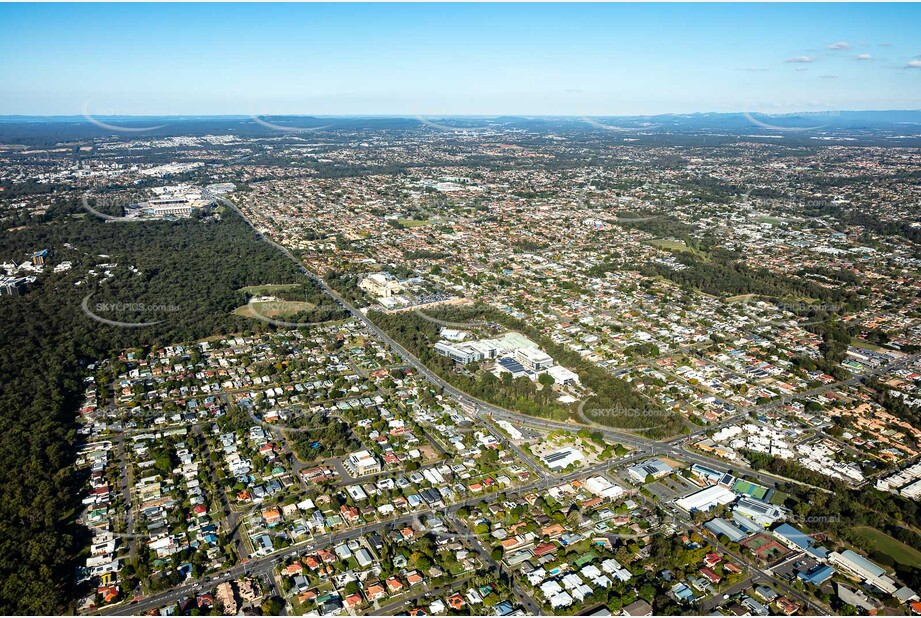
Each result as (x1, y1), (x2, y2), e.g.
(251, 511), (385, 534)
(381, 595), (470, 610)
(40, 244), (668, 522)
(906, 59), (921, 69)
(827, 41), (850, 50)
(855, 53), (872, 60)
(820, 75), (838, 79)
(785, 56), (815, 64)
(794, 68), (809, 72)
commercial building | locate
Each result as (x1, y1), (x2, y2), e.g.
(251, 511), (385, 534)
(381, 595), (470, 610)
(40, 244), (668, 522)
(434, 341), (489, 365)
(541, 448), (584, 471)
(359, 273), (402, 299)
(584, 476), (626, 500)
(798, 564), (836, 586)
(496, 356), (529, 378)
(546, 364), (580, 385)
(148, 198), (196, 217)
(828, 550), (898, 594)
(675, 485), (737, 513)
(704, 517), (748, 543)
(515, 346), (554, 372)
(772, 523), (829, 559)
(626, 458), (674, 484)
(343, 450), (382, 477)
(733, 497), (785, 528)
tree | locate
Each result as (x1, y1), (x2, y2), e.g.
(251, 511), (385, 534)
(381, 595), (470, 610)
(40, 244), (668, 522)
(261, 596), (284, 616)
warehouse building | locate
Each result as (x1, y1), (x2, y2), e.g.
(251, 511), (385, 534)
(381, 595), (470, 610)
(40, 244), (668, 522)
(675, 485), (736, 513)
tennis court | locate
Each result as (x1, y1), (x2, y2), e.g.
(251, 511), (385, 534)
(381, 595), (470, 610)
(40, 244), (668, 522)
(732, 478), (769, 500)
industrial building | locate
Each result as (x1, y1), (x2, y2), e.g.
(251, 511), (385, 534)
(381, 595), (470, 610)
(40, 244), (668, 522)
(584, 476), (626, 500)
(675, 485), (736, 513)
(733, 497), (786, 528)
(704, 517), (748, 543)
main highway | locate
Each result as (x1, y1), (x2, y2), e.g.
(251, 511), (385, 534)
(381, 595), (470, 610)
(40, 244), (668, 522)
(111, 197), (908, 617)
(97, 449), (651, 616)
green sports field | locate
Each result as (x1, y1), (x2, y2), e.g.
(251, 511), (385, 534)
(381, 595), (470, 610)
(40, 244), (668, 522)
(732, 479), (769, 500)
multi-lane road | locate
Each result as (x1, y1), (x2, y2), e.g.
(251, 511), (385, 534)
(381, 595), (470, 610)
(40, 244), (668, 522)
(97, 452), (650, 616)
(100, 197), (915, 617)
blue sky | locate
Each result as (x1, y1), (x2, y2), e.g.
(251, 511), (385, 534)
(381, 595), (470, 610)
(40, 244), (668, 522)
(1, 3), (919, 116)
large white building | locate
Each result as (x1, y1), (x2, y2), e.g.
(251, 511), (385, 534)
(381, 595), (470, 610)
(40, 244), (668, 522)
(675, 485), (737, 512)
(343, 450), (381, 477)
(542, 448), (584, 471)
(359, 273), (402, 299)
(515, 346), (554, 372)
(626, 458), (673, 484)
(828, 550), (898, 594)
(434, 340), (497, 365)
(732, 497), (785, 527)
(584, 476), (626, 500)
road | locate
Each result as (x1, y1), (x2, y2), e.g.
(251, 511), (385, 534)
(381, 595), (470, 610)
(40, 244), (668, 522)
(193, 425), (250, 560)
(641, 491), (834, 616)
(448, 517), (543, 615)
(96, 450), (649, 616)
(101, 197), (914, 616)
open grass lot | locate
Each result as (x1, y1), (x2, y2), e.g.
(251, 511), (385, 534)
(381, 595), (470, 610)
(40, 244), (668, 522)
(234, 299), (317, 320)
(853, 526), (921, 568)
(647, 238), (710, 260)
(648, 238), (691, 251)
(239, 283), (302, 296)
(396, 218), (429, 227)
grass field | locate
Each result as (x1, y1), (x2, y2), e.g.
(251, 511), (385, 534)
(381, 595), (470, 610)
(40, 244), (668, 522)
(234, 299), (317, 320)
(397, 219), (429, 227)
(851, 337), (889, 352)
(648, 238), (690, 251)
(769, 490), (790, 507)
(239, 283), (302, 296)
(853, 526), (921, 568)
(647, 238), (709, 260)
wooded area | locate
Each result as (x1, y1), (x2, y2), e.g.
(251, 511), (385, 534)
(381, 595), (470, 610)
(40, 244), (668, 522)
(369, 304), (685, 439)
(0, 199), (302, 613)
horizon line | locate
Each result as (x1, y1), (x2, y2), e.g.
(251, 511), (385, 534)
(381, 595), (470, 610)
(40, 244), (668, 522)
(2, 108), (921, 120)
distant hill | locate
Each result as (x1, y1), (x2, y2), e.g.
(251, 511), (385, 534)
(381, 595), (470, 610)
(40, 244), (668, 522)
(0, 110), (919, 147)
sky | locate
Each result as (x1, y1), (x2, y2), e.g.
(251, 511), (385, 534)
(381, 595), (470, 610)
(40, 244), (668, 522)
(1, 2), (919, 117)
